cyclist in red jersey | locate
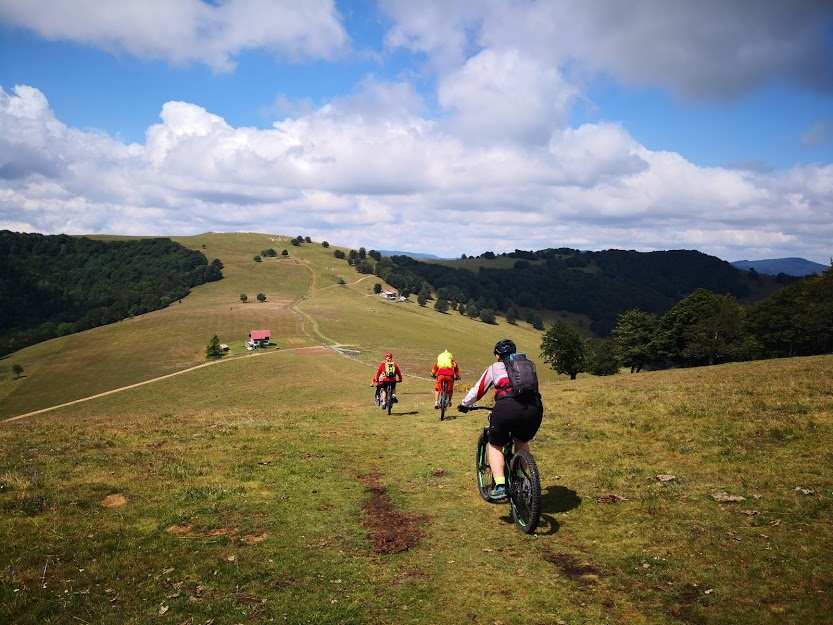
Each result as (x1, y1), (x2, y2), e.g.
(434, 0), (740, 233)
(431, 349), (460, 409)
(372, 352), (403, 408)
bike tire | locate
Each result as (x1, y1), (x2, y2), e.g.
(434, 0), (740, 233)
(440, 391), (447, 421)
(475, 430), (494, 502)
(386, 387), (393, 415)
(508, 449), (542, 534)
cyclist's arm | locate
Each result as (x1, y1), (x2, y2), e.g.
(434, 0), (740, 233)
(372, 363), (383, 384)
(395, 364), (403, 382)
(460, 365), (494, 407)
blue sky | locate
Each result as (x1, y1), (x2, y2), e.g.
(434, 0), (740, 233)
(1, 1), (832, 261)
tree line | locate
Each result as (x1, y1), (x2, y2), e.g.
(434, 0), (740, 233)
(540, 266), (832, 378)
(349, 248), (781, 334)
(0, 231), (223, 356)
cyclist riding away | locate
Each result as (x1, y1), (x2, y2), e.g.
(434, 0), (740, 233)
(432, 349), (460, 409)
(372, 352), (403, 408)
(458, 339), (543, 501)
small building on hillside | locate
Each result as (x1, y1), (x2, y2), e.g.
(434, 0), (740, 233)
(247, 329), (271, 349)
(383, 290), (397, 300)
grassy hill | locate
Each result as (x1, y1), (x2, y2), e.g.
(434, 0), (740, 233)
(384, 248), (785, 334)
(1, 233), (831, 625)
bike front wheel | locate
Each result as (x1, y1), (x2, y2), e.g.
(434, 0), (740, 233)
(475, 430), (494, 502)
(508, 449), (542, 534)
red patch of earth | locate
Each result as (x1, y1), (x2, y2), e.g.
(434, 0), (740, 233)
(241, 532), (269, 545)
(359, 472), (428, 554)
(101, 494), (127, 508)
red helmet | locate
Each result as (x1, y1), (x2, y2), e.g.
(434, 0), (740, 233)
(385, 352), (393, 359)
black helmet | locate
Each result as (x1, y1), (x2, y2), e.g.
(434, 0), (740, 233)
(494, 339), (516, 358)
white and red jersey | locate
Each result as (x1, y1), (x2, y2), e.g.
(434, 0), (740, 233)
(461, 361), (513, 406)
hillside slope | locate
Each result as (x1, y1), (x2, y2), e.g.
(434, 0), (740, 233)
(2, 339), (831, 624)
(0, 232), (543, 418)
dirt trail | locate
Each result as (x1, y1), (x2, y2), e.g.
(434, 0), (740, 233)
(1, 345), (328, 424)
(4, 259), (432, 424)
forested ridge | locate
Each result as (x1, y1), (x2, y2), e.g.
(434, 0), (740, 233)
(371, 248), (785, 334)
(0, 231), (223, 356)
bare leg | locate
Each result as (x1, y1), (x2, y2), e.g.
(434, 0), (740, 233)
(487, 443), (505, 480)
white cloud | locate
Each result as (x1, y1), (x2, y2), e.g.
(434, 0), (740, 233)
(0, 0), (347, 70)
(382, 0), (833, 99)
(438, 49), (576, 144)
(1, 84), (832, 263)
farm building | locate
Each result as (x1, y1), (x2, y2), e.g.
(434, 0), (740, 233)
(247, 329), (271, 348)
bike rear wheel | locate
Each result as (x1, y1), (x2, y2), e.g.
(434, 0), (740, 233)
(439, 387), (447, 421)
(508, 449), (542, 534)
(475, 430), (494, 502)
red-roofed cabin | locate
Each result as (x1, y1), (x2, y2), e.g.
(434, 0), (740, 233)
(248, 329), (271, 348)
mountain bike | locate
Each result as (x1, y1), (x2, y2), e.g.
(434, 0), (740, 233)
(381, 380), (396, 415)
(468, 405), (542, 534)
(438, 378), (450, 421)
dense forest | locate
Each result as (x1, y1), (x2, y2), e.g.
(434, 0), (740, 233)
(369, 248), (787, 334)
(605, 264), (832, 373)
(0, 231), (223, 356)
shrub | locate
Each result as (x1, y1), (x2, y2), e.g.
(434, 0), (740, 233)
(435, 298), (450, 313)
(417, 292), (428, 306)
(334, 250), (345, 259)
(256, 292), (267, 302)
(12, 363), (24, 379)
(322, 241), (330, 248)
(206, 335), (223, 359)
(479, 308), (496, 324)
(304, 236), (312, 243)
(356, 260), (374, 274)
(281, 249), (288, 256)
(240, 294), (247, 303)
(337, 277), (346, 285)
(373, 283), (383, 294)
(253, 255), (262, 262)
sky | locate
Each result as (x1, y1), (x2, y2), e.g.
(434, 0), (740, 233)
(1, 1), (832, 262)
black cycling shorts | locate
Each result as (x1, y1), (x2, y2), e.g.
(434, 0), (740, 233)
(488, 397), (543, 446)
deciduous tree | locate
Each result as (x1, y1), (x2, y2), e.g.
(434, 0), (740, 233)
(540, 322), (585, 380)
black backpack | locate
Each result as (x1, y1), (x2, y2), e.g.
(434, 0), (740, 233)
(504, 353), (539, 400)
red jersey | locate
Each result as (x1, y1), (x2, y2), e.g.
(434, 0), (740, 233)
(373, 361), (402, 384)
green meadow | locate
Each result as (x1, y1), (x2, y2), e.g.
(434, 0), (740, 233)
(2, 233), (831, 625)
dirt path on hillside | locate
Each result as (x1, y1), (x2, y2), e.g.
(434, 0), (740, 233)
(1, 345), (329, 424)
(4, 261), (432, 424)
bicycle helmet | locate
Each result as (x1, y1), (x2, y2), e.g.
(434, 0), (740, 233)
(385, 352), (393, 359)
(493, 339), (516, 359)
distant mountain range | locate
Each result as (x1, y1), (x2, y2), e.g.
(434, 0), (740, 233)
(376, 249), (442, 260)
(731, 257), (828, 277)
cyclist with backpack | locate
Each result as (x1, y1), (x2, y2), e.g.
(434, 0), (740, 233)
(431, 349), (460, 409)
(458, 339), (543, 501)
(372, 352), (403, 408)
